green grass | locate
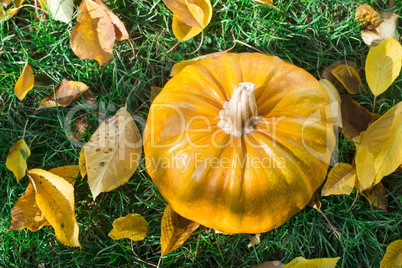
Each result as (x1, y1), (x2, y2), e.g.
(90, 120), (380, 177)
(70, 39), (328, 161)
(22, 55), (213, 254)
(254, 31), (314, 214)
(1, 0), (402, 267)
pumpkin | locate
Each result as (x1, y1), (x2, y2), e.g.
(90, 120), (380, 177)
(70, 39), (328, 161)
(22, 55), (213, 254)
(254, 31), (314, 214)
(143, 53), (335, 234)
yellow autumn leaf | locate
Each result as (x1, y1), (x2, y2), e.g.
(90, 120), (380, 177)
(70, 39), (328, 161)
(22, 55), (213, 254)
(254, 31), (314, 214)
(380, 240), (402, 268)
(362, 182), (388, 211)
(9, 182), (50, 231)
(48, 165), (80, 185)
(252, 261), (284, 268)
(253, 0), (273, 5)
(150, 86), (162, 102)
(108, 213), (147, 241)
(79, 149), (87, 178)
(6, 139), (31, 183)
(38, 79), (89, 109)
(322, 163), (356, 196)
(70, 0), (129, 66)
(163, 0), (204, 28)
(318, 79), (342, 129)
(366, 37), (402, 97)
(161, 205), (200, 256)
(283, 257), (340, 268)
(14, 61), (34, 100)
(80, 107), (142, 200)
(355, 103), (402, 192)
(330, 64), (364, 94)
(28, 169), (80, 247)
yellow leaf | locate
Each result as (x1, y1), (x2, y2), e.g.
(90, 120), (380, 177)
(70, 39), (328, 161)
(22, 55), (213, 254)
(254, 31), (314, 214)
(163, 0), (204, 28)
(79, 149), (87, 178)
(355, 103), (402, 191)
(362, 182), (388, 211)
(366, 37), (402, 97)
(253, 0), (273, 5)
(6, 139), (31, 183)
(38, 79), (89, 109)
(322, 163), (356, 196)
(380, 240), (402, 268)
(108, 213), (147, 241)
(150, 86), (162, 102)
(81, 107), (142, 200)
(361, 12), (398, 47)
(1, 0), (13, 8)
(308, 191), (321, 210)
(283, 257), (340, 268)
(9, 182), (50, 231)
(28, 169), (80, 247)
(330, 64), (364, 94)
(48, 165), (80, 185)
(252, 261), (284, 268)
(14, 61), (34, 100)
(1, 7), (20, 20)
(161, 205), (200, 256)
(319, 79), (342, 129)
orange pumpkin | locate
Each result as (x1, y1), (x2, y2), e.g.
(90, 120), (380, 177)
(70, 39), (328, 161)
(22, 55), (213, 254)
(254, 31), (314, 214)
(144, 53), (335, 234)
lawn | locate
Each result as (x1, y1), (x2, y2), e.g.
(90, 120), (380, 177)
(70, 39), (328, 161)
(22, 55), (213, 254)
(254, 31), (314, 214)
(1, 0), (401, 267)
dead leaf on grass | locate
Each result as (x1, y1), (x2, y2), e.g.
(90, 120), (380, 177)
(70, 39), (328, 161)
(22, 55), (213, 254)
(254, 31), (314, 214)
(361, 12), (398, 47)
(14, 61), (34, 101)
(330, 64), (364, 94)
(108, 213), (147, 241)
(362, 182), (388, 211)
(38, 79), (89, 108)
(322, 163), (355, 196)
(6, 139), (31, 183)
(355, 4), (380, 29)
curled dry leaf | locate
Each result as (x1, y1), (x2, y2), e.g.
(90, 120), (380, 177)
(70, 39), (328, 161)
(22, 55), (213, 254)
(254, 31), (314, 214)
(70, 0), (129, 66)
(330, 64), (364, 94)
(355, 4), (380, 29)
(73, 114), (89, 140)
(28, 169), (80, 247)
(247, 233), (261, 248)
(321, 60), (359, 93)
(38, 79), (89, 109)
(161, 205), (200, 256)
(108, 213), (147, 241)
(362, 182), (388, 211)
(380, 240), (402, 268)
(361, 12), (398, 47)
(355, 102), (402, 192)
(6, 139), (31, 183)
(322, 163), (355, 196)
(319, 79), (342, 129)
(308, 191), (321, 210)
(14, 61), (34, 100)
(48, 0), (74, 23)
(79, 107), (142, 200)
(366, 36), (402, 97)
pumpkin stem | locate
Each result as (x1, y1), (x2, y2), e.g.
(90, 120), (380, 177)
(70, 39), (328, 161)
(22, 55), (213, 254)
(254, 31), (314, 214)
(218, 82), (260, 137)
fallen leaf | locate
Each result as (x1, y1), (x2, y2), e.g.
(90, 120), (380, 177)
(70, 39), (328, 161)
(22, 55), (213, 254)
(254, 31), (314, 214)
(355, 4), (380, 29)
(34, 73), (54, 86)
(9, 182), (50, 231)
(362, 182), (388, 211)
(108, 213), (147, 241)
(14, 61), (34, 100)
(247, 233), (261, 248)
(283, 257), (340, 268)
(321, 60), (360, 93)
(330, 64), (364, 94)
(1, 7), (19, 20)
(1, 0), (24, 20)
(38, 79), (89, 108)
(355, 102), (402, 192)
(80, 107), (142, 200)
(79, 149), (87, 178)
(319, 79), (342, 129)
(28, 169), (80, 247)
(308, 191), (321, 210)
(163, 0), (204, 27)
(1, 0), (13, 8)
(340, 94), (379, 140)
(48, 0), (74, 23)
(73, 115), (89, 140)
(70, 0), (129, 66)
(6, 139), (31, 183)
(380, 240), (402, 268)
(48, 165), (80, 185)
(253, 0), (273, 5)
(161, 205), (200, 256)
(252, 261), (284, 268)
(150, 86), (162, 102)
(82, 90), (97, 104)
(361, 12), (398, 47)
(322, 163), (355, 196)
(365, 36), (402, 97)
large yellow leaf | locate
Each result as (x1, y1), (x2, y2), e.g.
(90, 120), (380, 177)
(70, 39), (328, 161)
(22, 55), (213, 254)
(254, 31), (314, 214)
(48, 165), (80, 185)
(365, 37), (402, 97)
(355, 103), (402, 191)
(283, 257), (340, 268)
(322, 163), (355, 196)
(380, 240), (402, 268)
(80, 107), (142, 200)
(330, 64), (364, 94)
(161, 205), (200, 256)
(6, 139), (31, 183)
(28, 169), (80, 247)
(9, 182), (50, 231)
(108, 213), (147, 241)
(14, 61), (34, 100)
(38, 79), (89, 109)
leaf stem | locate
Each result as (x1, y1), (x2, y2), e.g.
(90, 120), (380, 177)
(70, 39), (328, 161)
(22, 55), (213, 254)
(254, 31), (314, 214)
(372, 95), (377, 113)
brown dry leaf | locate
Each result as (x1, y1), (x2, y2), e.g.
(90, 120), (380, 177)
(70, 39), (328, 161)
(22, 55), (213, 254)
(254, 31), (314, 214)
(108, 213), (147, 241)
(70, 0), (129, 66)
(1, 0), (13, 7)
(253, 0), (273, 5)
(161, 205), (200, 256)
(150, 86), (162, 102)
(6, 139), (31, 183)
(80, 107), (142, 200)
(14, 61), (34, 100)
(73, 115), (89, 140)
(362, 182), (388, 211)
(355, 4), (380, 29)
(82, 90), (97, 104)
(38, 79), (89, 109)
(321, 60), (359, 93)
(28, 169), (80, 247)
(48, 165), (80, 185)
(330, 64), (364, 94)
(322, 163), (355, 196)
(283, 257), (340, 268)
(319, 79), (342, 129)
(247, 233), (261, 248)
(252, 261), (284, 268)
(9, 182), (50, 231)
(308, 191), (322, 210)
(340, 94), (379, 140)
(380, 240), (402, 268)
(361, 12), (398, 47)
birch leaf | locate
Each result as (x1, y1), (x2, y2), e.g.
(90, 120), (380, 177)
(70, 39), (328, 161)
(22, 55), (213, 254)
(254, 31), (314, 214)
(48, 0), (74, 23)
(14, 61), (34, 100)
(81, 107), (142, 200)
(322, 163), (355, 196)
(6, 139), (31, 183)
(356, 145), (376, 192)
(330, 64), (364, 94)
(108, 213), (147, 241)
(366, 36), (402, 97)
(380, 240), (402, 268)
(28, 169), (80, 247)
(283, 257), (340, 268)
(38, 79), (89, 108)
(161, 205), (200, 256)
